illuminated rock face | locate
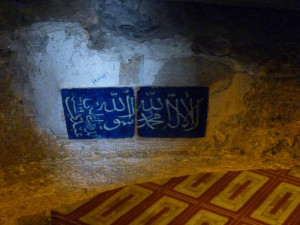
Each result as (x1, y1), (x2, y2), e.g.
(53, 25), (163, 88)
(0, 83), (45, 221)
(14, 21), (233, 140)
(0, 0), (300, 224)
(15, 22), (195, 136)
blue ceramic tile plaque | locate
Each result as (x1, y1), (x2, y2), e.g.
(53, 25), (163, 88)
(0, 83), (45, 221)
(61, 88), (135, 139)
(137, 87), (208, 138)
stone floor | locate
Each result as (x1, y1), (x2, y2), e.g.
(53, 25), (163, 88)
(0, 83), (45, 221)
(52, 169), (300, 225)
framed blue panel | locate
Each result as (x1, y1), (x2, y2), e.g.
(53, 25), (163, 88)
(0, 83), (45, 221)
(61, 88), (135, 139)
(137, 87), (208, 138)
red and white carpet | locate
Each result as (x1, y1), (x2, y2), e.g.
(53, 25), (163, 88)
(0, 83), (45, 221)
(52, 169), (300, 224)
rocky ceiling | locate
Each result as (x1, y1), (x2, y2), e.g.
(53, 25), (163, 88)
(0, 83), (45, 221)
(167, 0), (300, 11)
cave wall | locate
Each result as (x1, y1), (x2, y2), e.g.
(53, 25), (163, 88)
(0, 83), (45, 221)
(0, 0), (299, 224)
(167, 0), (300, 11)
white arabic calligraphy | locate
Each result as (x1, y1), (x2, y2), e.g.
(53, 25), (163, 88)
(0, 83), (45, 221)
(138, 96), (203, 132)
(65, 93), (135, 137)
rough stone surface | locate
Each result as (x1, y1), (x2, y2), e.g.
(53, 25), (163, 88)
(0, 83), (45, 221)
(96, 0), (168, 38)
(0, 0), (299, 224)
(13, 22), (194, 136)
(168, 0), (300, 11)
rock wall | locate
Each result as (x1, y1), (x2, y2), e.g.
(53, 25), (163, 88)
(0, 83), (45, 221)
(168, 0), (300, 11)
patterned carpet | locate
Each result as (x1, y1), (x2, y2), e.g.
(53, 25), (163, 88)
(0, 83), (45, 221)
(52, 170), (300, 225)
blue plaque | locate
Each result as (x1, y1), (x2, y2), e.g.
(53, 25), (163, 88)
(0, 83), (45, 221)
(61, 88), (135, 139)
(137, 87), (208, 138)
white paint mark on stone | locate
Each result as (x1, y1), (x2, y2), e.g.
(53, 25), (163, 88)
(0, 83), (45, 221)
(14, 22), (194, 137)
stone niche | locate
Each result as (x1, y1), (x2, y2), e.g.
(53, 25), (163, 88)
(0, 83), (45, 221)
(0, 0), (299, 224)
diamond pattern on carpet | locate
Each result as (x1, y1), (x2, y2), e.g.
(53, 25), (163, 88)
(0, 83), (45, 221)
(51, 170), (300, 225)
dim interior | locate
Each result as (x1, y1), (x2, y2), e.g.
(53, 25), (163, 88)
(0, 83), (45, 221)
(0, 0), (299, 224)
